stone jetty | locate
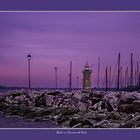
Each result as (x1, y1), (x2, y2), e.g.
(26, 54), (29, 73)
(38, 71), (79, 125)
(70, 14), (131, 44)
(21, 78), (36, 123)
(1, 89), (140, 128)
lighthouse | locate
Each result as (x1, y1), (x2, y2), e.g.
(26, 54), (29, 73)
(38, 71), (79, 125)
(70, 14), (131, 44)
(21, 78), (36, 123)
(82, 63), (92, 90)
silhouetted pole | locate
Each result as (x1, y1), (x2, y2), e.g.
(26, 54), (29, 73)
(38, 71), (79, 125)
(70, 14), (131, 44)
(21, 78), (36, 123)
(97, 57), (100, 88)
(77, 76), (79, 89)
(120, 66), (123, 88)
(69, 61), (72, 91)
(138, 73), (140, 88)
(135, 69), (137, 86)
(127, 67), (129, 88)
(27, 54), (31, 89)
(125, 67), (128, 88)
(109, 65), (111, 89)
(130, 53), (133, 87)
(137, 61), (139, 86)
(117, 53), (121, 90)
(105, 66), (108, 91)
(55, 67), (57, 89)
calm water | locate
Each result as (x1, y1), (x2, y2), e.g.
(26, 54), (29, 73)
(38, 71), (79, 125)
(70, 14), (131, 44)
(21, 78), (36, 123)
(0, 112), (58, 128)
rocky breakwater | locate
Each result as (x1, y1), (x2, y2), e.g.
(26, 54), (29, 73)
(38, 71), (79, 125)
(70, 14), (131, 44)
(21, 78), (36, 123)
(1, 89), (140, 128)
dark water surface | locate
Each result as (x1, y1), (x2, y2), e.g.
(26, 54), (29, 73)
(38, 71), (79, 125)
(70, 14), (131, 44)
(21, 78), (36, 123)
(0, 112), (58, 128)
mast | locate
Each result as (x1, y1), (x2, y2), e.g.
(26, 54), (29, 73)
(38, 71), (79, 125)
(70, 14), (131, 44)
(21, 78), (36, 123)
(54, 67), (58, 89)
(130, 53), (133, 87)
(137, 61), (139, 86)
(138, 73), (140, 88)
(69, 61), (72, 91)
(97, 57), (100, 88)
(109, 66), (111, 89)
(125, 67), (128, 88)
(120, 66), (123, 88)
(105, 66), (108, 91)
(135, 69), (137, 86)
(117, 53), (121, 90)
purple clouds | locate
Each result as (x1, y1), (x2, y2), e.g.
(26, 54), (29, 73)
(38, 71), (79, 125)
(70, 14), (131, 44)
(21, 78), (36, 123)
(0, 12), (140, 88)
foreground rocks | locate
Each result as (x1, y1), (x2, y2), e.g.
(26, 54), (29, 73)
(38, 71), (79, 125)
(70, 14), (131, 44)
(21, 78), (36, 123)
(1, 89), (140, 128)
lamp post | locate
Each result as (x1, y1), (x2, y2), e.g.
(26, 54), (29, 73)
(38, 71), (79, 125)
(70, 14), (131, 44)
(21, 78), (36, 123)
(77, 76), (79, 89)
(55, 67), (57, 89)
(27, 54), (31, 89)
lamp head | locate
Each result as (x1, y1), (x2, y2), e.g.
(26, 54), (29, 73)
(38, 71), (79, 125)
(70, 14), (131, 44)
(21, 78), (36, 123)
(27, 54), (31, 60)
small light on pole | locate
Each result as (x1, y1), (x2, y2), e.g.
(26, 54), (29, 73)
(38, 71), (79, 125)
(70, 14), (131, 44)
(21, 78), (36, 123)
(55, 67), (57, 89)
(27, 54), (31, 89)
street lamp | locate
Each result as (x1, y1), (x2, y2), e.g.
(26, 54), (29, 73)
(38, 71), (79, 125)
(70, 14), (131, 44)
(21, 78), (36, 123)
(27, 54), (31, 89)
(55, 67), (57, 89)
(77, 76), (79, 89)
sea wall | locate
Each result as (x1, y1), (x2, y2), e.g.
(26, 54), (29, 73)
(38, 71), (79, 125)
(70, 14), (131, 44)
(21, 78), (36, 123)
(1, 89), (140, 128)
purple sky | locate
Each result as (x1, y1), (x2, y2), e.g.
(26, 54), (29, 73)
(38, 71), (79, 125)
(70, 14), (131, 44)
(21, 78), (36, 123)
(0, 12), (140, 88)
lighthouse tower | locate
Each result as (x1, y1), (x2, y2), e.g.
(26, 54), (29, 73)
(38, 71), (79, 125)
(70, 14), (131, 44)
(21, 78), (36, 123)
(82, 63), (92, 90)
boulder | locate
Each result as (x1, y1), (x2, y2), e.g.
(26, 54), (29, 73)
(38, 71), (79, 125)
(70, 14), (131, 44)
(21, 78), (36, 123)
(56, 115), (69, 125)
(132, 100), (140, 112)
(61, 106), (79, 115)
(0, 96), (6, 103)
(61, 120), (70, 127)
(106, 111), (121, 120)
(81, 95), (90, 103)
(47, 91), (61, 96)
(94, 120), (120, 128)
(72, 123), (82, 128)
(70, 116), (83, 127)
(35, 94), (46, 107)
(118, 104), (134, 113)
(92, 101), (105, 110)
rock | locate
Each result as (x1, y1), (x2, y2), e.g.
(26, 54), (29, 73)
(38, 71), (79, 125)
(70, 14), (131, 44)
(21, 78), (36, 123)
(119, 93), (137, 104)
(72, 123), (82, 128)
(83, 111), (96, 119)
(51, 107), (62, 116)
(56, 115), (69, 125)
(81, 94), (90, 103)
(82, 119), (95, 126)
(26, 111), (38, 119)
(94, 112), (107, 121)
(73, 92), (83, 101)
(91, 91), (105, 98)
(70, 116), (83, 127)
(35, 94), (46, 107)
(105, 100), (114, 112)
(61, 120), (70, 127)
(83, 125), (92, 128)
(78, 102), (87, 111)
(45, 95), (54, 106)
(94, 120), (120, 128)
(90, 97), (102, 105)
(36, 107), (53, 117)
(106, 111), (121, 120)
(61, 106), (79, 115)
(118, 103), (140, 114)
(16, 105), (30, 116)
(11, 92), (22, 98)
(132, 100), (140, 112)
(92, 101), (105, 110)
(121, 114), (133, 123)
(120, 114), (140, 128)
(0, 96), (6, 103)
(0, 102), (9, 112)
(47, 91), (61, 96)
